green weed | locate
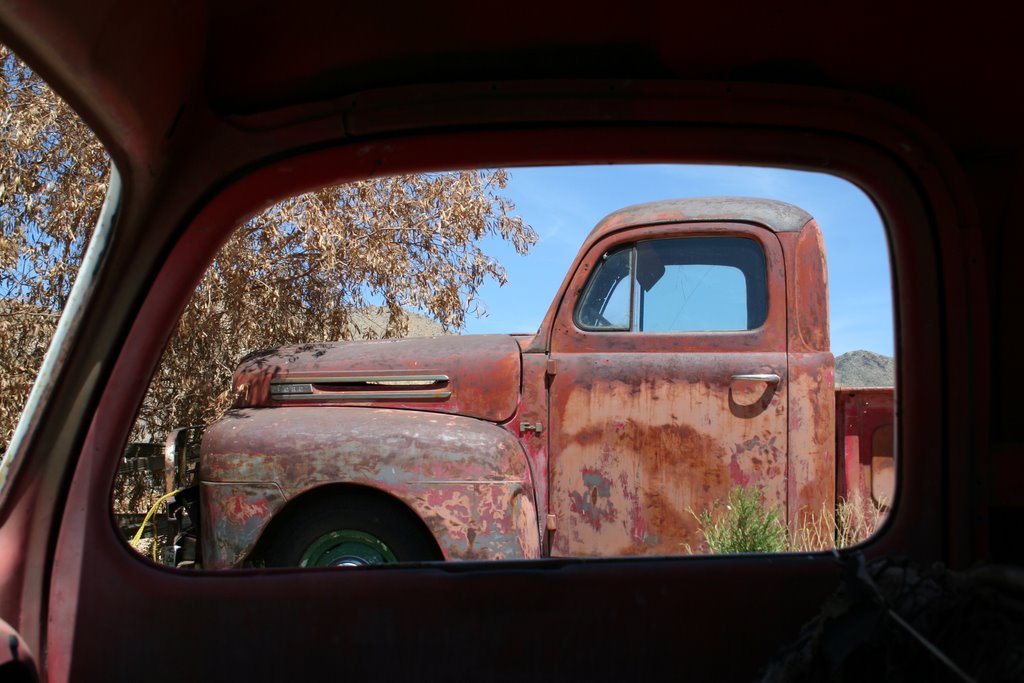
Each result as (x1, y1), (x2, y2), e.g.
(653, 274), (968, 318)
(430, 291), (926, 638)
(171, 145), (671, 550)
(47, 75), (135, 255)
(693, 487), (888, 554)
(692, 486), (788, 553)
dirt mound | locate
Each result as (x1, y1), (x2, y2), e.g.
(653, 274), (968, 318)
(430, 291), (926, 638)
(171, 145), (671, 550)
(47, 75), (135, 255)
(836, 350), (894, 387)
(348, 306), (448, 338)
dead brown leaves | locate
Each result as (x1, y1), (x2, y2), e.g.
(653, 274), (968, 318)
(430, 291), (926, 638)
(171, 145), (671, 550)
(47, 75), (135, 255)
(1, 45), (109, 450)
(1, 45), (536, 461)
(135, 169), (535, 446)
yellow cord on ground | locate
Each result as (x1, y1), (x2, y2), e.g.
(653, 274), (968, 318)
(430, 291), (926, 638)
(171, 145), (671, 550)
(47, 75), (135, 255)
(130, 488), (184, 562)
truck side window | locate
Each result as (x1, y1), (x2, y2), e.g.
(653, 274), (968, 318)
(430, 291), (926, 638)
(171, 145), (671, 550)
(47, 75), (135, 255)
(637, 237), (767, 332)
(576, 236), (767, 332)
(575, 246), (634, 330)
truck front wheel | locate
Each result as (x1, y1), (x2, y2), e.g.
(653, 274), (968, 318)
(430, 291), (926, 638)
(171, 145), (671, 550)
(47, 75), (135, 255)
(255, 493), (441, 567)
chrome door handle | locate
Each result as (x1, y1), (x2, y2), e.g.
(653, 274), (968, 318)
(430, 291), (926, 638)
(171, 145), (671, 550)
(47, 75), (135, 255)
(731, 373), (781, 383)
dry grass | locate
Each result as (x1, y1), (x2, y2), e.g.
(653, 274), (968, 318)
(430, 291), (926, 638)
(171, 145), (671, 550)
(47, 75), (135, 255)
(692, 487), (890, 555)
(789, 492), (889, 552)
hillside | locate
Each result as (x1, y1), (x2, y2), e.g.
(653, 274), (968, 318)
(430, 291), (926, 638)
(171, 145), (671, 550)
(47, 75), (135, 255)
(835, 350), (895, 387)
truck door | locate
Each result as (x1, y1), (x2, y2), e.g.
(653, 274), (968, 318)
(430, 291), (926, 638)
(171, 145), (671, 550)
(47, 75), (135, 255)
(547, 223), (789, 556)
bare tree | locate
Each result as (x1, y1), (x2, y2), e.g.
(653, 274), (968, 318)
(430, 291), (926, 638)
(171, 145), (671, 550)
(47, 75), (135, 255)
(1, 45), (110, 450)
(1, 45), (537, 463)
(138, 171), (534, 444)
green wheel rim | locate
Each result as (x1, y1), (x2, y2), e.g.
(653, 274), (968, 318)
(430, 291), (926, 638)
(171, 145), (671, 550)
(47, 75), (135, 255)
(298, 529), (398, 567)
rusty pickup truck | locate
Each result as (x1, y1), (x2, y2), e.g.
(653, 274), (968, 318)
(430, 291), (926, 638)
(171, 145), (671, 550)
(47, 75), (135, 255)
(173, 197), (893, 569)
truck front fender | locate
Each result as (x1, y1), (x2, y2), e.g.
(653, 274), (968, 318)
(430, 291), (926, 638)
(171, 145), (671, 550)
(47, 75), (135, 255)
(201, 407), (539, 567)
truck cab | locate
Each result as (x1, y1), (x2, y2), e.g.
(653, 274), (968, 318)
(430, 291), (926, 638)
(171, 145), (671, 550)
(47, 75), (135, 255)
(198, 197), (835, 567)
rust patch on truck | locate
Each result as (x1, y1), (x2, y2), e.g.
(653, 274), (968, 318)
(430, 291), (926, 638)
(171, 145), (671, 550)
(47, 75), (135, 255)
(222, 493), (269, 525)
(233, 335), (522, 424)
(836, 387), (895, 508)
(549, 374), (782, 556)
(189, 199), (855, 565)
(201, 407), (539, 566)
(202, 482), (286, 568)
(568, 466), (617, 530)
(502, 351), (550, 551)
(787, 353), (836, 545)
(414, 484), (538, 560)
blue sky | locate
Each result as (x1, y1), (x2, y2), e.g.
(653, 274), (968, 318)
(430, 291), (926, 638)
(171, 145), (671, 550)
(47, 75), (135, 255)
(462, 165), (893, 357)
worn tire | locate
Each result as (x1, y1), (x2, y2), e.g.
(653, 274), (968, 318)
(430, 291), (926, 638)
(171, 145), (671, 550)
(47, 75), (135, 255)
(256, 493), (441, 567)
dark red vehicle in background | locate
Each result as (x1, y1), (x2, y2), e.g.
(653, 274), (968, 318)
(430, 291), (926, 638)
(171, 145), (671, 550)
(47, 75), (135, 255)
(0, 3), (1019, 681)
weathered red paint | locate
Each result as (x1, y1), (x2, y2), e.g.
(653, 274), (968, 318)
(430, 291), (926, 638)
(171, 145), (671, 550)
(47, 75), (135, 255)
(526, 198), (811, 355)
(543, 216), (793, 556)
(546, 353), (790, 555)
(788, 354), (837, 543)
(504, 350), (551, 548)
(836, 388), (895, 507)
(201, 406), (538, 566)
(233, 334), (521, 423)
(196, 197), (881, 565)
(202, 482), (286, 567)
(790, 223), (831, 354)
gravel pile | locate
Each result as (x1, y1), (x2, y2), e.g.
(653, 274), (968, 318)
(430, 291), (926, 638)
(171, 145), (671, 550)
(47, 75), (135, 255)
(836, 350), (895, 387)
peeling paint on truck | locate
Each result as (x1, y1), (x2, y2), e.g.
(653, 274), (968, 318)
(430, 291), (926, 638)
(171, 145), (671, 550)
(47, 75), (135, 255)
(192, 198), (885, 566)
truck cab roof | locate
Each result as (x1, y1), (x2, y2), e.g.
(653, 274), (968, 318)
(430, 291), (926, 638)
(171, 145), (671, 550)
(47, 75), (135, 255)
(585, 197), (815, 245)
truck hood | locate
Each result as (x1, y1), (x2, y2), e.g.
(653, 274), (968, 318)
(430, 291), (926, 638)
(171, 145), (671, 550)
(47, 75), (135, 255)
(232, 334), (522, 424)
